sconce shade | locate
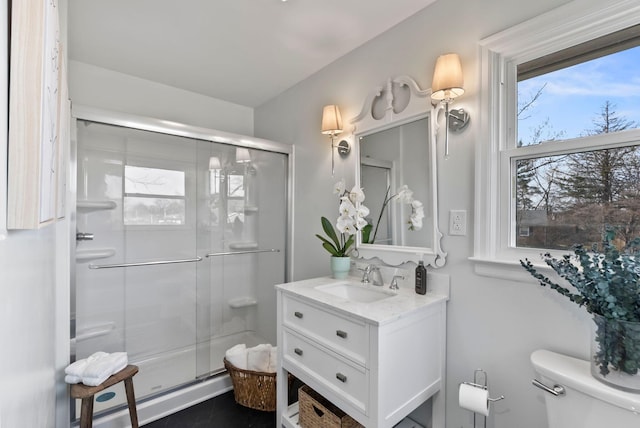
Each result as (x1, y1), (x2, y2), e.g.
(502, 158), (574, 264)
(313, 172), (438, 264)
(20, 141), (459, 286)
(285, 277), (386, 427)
(321, 105), (344, 135)
(208, 156), (221, 170)
(431, 53), (465, 101)
(236, 147), (251, 163)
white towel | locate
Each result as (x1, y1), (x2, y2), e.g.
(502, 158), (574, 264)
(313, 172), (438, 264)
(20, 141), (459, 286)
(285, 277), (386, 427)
(247, 344), (271, 372)
(64, 351), (109, 384)
(225, 344), (247, 370)
(65, 374), (82, 384)
(81, 352), (128, 386)
(267, 346), (278, 373)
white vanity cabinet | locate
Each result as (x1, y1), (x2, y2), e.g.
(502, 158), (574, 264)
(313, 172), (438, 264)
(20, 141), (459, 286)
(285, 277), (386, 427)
(276, 276), (448, 428)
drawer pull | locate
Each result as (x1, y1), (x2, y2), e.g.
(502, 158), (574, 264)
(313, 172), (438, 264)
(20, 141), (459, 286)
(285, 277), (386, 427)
(336, 373), (347, 383)
(294, 311), (303, 319)
(294, 348), (304, 356)
(336, 330), (348, 339)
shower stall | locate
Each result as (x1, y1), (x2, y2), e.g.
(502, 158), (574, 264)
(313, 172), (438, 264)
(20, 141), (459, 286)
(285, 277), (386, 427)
(71, 107), (292, 425)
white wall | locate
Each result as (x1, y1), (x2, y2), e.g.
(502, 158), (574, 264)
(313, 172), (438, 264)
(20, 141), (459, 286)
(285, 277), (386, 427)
(1, 0), (70, 427)
(253, 1), (603, 427)
(0, 227), (58, 427)
(69, 61), (255, 136)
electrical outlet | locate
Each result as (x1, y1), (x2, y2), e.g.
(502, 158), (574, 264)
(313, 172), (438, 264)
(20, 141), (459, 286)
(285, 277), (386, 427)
(449, 210), (467, 236)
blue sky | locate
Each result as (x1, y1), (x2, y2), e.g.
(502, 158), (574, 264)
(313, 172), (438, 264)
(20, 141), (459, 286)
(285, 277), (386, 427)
(517, 46), (640, 145)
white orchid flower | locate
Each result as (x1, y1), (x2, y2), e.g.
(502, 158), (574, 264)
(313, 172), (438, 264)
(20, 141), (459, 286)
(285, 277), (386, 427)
(333, 179), (346, 195)
(355, 216), (369, 230)
(356, 203), (370, 218)
(337, 215), (356, 235)
(411, 199), (423, 209)
(397, 185), (414, 203)
(349, 185), (366, 204)
(413, 204), (425, 219)
(339, 198), (356, 217)
(409, 215), (423, 231)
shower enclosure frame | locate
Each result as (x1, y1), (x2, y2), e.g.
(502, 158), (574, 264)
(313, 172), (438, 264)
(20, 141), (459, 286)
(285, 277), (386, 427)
(69, 105), (294, 427)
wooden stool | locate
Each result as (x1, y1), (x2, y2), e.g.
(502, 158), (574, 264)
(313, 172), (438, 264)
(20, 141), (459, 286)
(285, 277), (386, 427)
(70, 364), (139, 428)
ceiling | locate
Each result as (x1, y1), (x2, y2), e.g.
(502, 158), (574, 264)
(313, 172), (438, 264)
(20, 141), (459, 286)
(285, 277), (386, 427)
(68, 0), (438, 108)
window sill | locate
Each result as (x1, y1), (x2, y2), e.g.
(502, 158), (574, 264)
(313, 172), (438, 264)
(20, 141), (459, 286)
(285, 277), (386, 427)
(469, 255), (554, 283)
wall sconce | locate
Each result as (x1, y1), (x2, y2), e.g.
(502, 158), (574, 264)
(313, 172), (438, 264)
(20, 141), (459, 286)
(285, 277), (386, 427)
(321, 104), (350, 176)
(208, 156), (221, 170)
(431, 53), (470, 157)
(235, 147), (251, 163)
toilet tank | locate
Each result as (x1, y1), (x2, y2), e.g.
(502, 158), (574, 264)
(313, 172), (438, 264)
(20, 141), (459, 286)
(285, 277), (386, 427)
(531, 349), (640, 428)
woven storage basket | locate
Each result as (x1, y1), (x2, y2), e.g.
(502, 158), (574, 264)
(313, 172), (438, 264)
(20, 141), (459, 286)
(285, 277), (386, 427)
(298, 385), (363, 428)
(223, 358), (277, 412)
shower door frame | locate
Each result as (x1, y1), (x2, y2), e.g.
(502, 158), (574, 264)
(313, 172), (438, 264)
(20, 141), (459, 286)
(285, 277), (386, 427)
(69, 105), (294, 422)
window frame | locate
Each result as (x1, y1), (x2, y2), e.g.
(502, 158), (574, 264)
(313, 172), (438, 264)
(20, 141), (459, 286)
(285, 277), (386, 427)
(474, 0), (640, 280)
(122, 160), (191, 229)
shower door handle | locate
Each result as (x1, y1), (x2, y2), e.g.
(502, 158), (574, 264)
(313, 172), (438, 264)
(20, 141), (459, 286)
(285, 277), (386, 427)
(76, 232), (94, 241)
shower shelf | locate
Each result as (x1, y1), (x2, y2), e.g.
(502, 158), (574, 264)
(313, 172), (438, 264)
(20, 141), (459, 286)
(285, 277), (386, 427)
(244, 206), (259, 213)
(75, 322), (116, 342)
(76, 248), (116, 262)
(228, 297), (258, 308)
(77, 200), (117, 212)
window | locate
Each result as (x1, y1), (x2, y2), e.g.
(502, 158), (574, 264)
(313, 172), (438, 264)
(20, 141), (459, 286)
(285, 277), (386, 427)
(123, 165), (186, 226)
(475, 1), (640, 276)
(226, 173), (245, 224)
(515, 37), (640, 250)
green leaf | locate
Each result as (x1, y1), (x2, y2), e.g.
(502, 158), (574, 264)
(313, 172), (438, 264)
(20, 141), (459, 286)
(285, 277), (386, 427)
(322, 242), (340, 256)
(343, 235), (354, 254)
(315, 234), (338, 254)
(321, 217), (341, 249)
(361, 224), (372, 244)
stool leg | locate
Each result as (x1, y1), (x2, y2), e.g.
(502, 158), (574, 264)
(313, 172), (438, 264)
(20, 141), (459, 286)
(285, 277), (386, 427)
(79, 396), (94, 428)
(124, 377), (139, 428)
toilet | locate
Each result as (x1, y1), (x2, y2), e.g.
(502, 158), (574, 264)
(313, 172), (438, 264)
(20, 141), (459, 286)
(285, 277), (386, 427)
(531, 349), (640, 428)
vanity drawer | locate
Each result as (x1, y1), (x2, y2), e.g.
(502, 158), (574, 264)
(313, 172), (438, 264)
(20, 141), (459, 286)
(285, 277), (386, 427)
(283, 328), (368, 414)
(282, 295), (369, 366)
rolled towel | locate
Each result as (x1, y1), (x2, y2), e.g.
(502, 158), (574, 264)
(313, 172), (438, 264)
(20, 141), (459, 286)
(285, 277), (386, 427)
(267, 346), (278, 373)
(81, 352), (128, 387)
(65, 351), (109, 378)
(247, 344), (271, 372)
(225, 344), (247, 370)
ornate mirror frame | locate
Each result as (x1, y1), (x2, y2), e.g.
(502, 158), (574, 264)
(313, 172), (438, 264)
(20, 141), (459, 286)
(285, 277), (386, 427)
(352, 75), (446, 267)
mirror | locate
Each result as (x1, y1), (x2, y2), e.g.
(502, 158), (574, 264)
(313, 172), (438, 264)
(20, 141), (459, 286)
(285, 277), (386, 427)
(353, 76), (446, 267)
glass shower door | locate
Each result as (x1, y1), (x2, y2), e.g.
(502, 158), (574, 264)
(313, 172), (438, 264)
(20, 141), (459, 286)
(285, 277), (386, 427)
(74, 119), (288, 417)
(75, 122), (201, 414)
(195, 141), (287, 378)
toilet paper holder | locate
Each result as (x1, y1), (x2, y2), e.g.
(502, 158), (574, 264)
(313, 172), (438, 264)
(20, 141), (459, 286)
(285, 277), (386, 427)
(463, 369), (505, 428)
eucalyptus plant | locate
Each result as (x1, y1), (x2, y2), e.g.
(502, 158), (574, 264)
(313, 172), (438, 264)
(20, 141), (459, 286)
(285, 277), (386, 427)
(520, 230), (640, 377)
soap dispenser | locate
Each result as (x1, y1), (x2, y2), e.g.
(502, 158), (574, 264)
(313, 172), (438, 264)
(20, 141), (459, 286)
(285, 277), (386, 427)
(415, 261), (427, 295)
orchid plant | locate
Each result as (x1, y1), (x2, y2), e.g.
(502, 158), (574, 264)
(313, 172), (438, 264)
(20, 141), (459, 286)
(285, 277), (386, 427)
(316, 179), (370, 257)
(365, 184), (425, 244)
(317, 180), (426, 255)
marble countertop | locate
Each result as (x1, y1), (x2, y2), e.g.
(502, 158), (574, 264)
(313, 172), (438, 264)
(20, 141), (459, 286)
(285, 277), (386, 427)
(275, 276), (448, 325)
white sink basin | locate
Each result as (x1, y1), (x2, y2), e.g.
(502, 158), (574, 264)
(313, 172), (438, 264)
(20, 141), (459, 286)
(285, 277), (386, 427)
(315, 282), (396, 303)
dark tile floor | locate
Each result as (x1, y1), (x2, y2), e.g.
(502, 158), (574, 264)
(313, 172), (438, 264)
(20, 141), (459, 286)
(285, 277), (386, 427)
(142, 391), (276, 428)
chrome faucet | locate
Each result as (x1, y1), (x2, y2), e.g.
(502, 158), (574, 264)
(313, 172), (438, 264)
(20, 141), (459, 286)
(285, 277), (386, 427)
(389, 275), (404, 290)
(360, 264), (384, 286)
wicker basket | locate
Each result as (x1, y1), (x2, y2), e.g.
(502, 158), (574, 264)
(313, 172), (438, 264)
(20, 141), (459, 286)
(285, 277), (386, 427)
(298, 385), (363, 428)
(223, 358), (278, 412)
